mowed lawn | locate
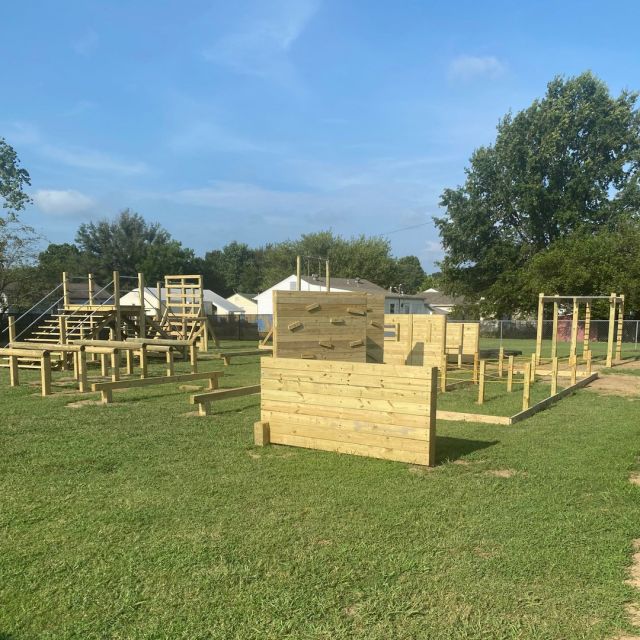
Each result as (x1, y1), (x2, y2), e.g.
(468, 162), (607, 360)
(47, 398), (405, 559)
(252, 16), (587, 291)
(1, 341), (640, 639)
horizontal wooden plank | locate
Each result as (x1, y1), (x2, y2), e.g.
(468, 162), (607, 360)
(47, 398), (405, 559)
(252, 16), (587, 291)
(192, 384), (261, 404)
(260, 368), (430, 389)
(269, 421), (429, 453)
(261, 389), (430, 416)
(436, 410), (511, 425)
(92, 370), (222, 392)
(263, 409), (429, 441)
(269, 432), (429, 465)
(262, 399), (429, 428)
(261, 378), (430, 404)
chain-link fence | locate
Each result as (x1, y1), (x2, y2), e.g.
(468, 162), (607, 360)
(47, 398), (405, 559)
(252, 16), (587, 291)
(480, 319), (640, 346)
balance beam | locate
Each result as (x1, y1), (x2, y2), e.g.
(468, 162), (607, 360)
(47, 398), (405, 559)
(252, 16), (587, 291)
(0, 348), (52, 396)
(92, 370), (223, 404)
(217, 350), (270, 366)
(191, 384), (261, 416)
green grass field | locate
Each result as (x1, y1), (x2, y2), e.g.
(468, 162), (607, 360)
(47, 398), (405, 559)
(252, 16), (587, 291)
(1, 340), (640, 639)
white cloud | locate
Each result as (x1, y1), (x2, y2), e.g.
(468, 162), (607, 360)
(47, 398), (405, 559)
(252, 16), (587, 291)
(168, 121), (268, 154)
(33, 189), (95, 216)
(203, 0), (319, 83)
(41, 144), (148, 175)
(448, 55), (506, 81)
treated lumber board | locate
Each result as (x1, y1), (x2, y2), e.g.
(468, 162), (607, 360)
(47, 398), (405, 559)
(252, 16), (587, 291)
(267, 432), (430, 465)
(261, 368), (430, 389)
(261, 410), (429, 441)
(192, 384), (261, 404)
(92, 370), (222, 404)
(436, 410), (511, 425)
(262, 357), (432, 379)
(261, 399), (429, 429)
(510, 372), (599, 424)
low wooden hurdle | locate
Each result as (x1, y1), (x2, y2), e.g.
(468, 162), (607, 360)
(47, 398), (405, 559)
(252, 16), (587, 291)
(256, 358), (438, 466)
(92, 370), (223, 404)
(0, 347), (53, 396)
(191, 384), (261, 416)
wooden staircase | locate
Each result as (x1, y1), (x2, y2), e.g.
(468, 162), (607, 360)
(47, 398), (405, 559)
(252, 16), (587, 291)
(26, 308), (117, 343)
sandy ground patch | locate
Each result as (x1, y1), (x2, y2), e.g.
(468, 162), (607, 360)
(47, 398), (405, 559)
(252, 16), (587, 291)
(486, 469), (516, 478)
(66, 399), (104, 408)
(587, 375), (640, 397)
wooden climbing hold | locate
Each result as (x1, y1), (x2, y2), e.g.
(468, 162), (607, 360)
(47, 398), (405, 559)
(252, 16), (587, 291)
(349, 339), (364, 348)
(288, 321), (303, 331)
(347, 308), (366, 316)
(305, 303), (320, 312)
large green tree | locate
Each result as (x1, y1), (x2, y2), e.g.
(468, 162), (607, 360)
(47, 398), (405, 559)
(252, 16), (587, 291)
(436, 72), (640, 314)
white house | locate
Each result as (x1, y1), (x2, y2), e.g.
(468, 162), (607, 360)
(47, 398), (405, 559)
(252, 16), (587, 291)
(120, 287), (243, 316)
(420, 289), (466, 315)
(255, 274), (433, 315)
(226, 292), (258, 315)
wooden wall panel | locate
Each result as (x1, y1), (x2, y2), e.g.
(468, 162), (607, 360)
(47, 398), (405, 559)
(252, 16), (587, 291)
(365, 294), (385, 363)
(260, 358), (437, 465)
(273, 291), (368, 362)
(383, 314), (446, 366)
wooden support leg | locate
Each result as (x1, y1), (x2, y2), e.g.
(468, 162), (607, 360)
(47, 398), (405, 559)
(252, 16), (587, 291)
(440, 353), (447, 393)
(110, 350), (120, 382)
(126, 350), (134, 375)
(254, 421), (270, 446)
(522, 363), (531, 411)
(139, 345), (148, 379)
(190, 344), (198, 373)
(472, 353), (479, 384)
(223, 355), (231, 367)
(101, 389), (113, 404)
(477, 360), (486, 405)
(9, 354), (19, 387)
(78, 349), (88, 393)
(100, 354), (109, 377)
(207, 375), (219, 391)
(535, 292), (544, 364)
(585, 350), (592, 376)
(507, 356), (514, 392)
(530, 353), (536, 383)
(498, 346), (504, 378)
(166, 350), (174, 377)
(616, 296), (625, 361)
(551, 357), (558, 396)
(606, 293), (616, 368)
(570, 359), (577, 386)
(41, 352), (52, 397)
(198, 402), (210, 417)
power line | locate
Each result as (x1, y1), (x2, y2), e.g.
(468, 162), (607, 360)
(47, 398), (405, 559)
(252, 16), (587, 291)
(379, 221), (432, 236)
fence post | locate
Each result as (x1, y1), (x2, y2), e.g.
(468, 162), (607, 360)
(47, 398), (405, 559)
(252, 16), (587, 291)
(477, 360), (486, 405)
(9, 353), (19, 387)
(498, 346), (504, 378)
(523, 363), (531, 410)
(507, 355), (514, 392)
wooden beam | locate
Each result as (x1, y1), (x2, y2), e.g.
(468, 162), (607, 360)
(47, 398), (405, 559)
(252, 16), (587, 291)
(570, 297), (579, 365)
(477, 360), (486, 404)
(583, 301), (591, 354)
(606, 292), (616, 367)
(113, 270), (121, 341)
(296, 255), (301, 291)
(254, 421), (270, 446)
(436, 410), (511, 425)
(8, 315), (16, 343)
(616, 294), (625, 361)
(551, 296), (559, 359)
(535, 292), (544, 364)
(191, 384), (260, 416)
(138, 272), (146, 338)
(523, 362), (531, 410)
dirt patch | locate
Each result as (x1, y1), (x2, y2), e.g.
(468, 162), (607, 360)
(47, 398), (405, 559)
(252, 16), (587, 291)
(408, 465), (436, 476)
(66, 399), (104, 409)
(178, 384), (202, 391)
(630, 473), (640, 487)
(627, 539), (640, 589)
(316, 539), (332, 546)
(453, 459), (471, 466)
(627, 603), (640, 627)
(180, 410), (201, 418)
(486, 469), (517, 478)
(247, 451), (261, 460)
(618, 360), (640, 371)
(587, 375), (640, 397)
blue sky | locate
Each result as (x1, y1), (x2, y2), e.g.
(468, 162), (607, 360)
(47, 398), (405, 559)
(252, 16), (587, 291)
(3, 0), (639, 271)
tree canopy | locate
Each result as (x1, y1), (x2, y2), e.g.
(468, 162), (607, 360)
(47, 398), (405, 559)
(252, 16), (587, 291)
(0, 137), (31, 220)
(436, 72), (640, 314)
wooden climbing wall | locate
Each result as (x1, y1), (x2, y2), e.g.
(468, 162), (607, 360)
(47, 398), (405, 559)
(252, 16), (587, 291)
(446, 322), (480, 360)
(272, 291), (368, 361)
(260, 357), (438, 466)
(383, 314), (446, 366)
(365, 294), (385, 363)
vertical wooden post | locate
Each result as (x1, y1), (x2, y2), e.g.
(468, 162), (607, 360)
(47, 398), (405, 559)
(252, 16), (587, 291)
(570, 358), (577, 386)
(477, 360), (486, 404)
(139, 344), (148, 379)
(296, 255), (302, 291)
(570, 297), (579, 365)
(583, 301), (591, 355)
(325, 260), (331, 292)
(440, 353), (447, 393)
(551, 296), (559, 359)
(535, 292), (544, 364)
(457, 346), (462, 369)
(78, 348), (88, 393)
(498, 346), (504, 378)
(126, 349), (134, 375)
(166, 350), (174, 377)
(72, 350), (79, 382)
(254, 421), (270, 446)
(530, 352), (536, 382)
(507, 355), (514, 392)
(156, 281), (162, 322)
(62, 271), (69, 307)
(616, 294), (625, 361)
(472, 352), (479, 384)
(138, 272), (146, 338)
(40, 351), (52, 397)
(551, 357), (558, 396)
(88, 273), (94, 306)
(58, 316), (68, 370)
(189, 343), (198, 373)
(100, 353), (109, 377)
(113, 270), (121, 341)
(606, 293), (616, 367)
(110, 349), (120, 382)
(586, 349), (592, 376)
(8, 315), (16, 343)
(522, 363), (531, 411)
(9, 353), (19, 387)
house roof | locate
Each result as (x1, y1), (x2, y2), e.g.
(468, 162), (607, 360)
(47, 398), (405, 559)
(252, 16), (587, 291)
(230, 292), (258, 301)
(420, 290), (466, 307)
(300, 275), (387, 294)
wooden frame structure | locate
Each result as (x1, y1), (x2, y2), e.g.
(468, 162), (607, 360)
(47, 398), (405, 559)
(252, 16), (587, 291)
(534, 292), (625, 368)
(256, 358), (438, 466)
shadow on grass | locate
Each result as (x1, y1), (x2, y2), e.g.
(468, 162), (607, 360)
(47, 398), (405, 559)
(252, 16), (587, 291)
(435, 436), (499, 465)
